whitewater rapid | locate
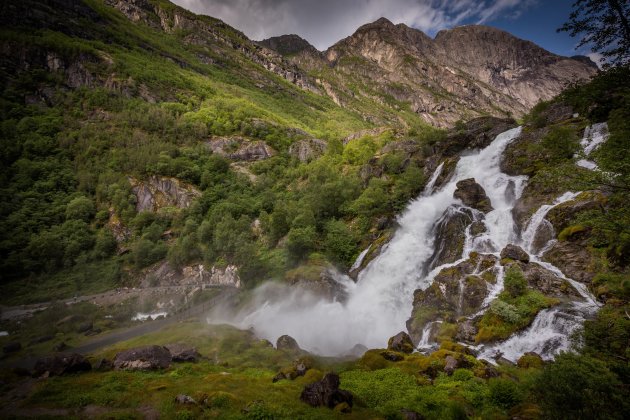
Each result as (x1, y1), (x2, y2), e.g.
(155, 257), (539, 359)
(208, 124), (603, 360)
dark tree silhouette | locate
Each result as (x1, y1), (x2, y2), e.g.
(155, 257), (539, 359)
(559, 0), (630, 67)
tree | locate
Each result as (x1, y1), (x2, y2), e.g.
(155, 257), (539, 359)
(558, 0), (630, 67)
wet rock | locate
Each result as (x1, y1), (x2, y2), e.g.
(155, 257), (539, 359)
(175, 394), (196, 405)
(454, 178), (493, 213)
(480, 360), (500, 378)
(427, 205), (475, 270)
(442, 117), (517, 156)
(288, 138), (327, 162)
(407, 254), (497, 342)
(387, 332), (415, 354)
(380, 350), (405, 361)
(543, 240), (596, 284)
(93, 358), (114, 371)
(500, 244), (530, 263)
(545, 191), (605, 233)
(33, 353), (91, 377)
(470, 220), (486, 236)
(444, 355), (458, 375)
(519, 262), (580, 298)
(276, 335), (301, 352)
(287, 265), (348, 302)
(3, 341), (21, 353)
(300, 373), (353, 409)
(113, 345), (172, 371)
(166, 343), (200, 363)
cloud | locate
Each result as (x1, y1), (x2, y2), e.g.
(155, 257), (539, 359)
(172, 0), (536, 50)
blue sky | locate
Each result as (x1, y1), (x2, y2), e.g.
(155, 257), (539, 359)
(173, 0), (592, 59)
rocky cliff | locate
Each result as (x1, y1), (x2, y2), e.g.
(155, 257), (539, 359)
(264, 18), (596, 127)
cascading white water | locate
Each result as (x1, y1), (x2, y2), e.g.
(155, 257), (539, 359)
(576, 122), (609, 170)
(210, 127), (526, 355)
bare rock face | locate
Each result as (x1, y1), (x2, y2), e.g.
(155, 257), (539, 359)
(33, 353), (91, 377)
(288, 138), (327, 162)
(140, 262), (241, 288)
(428, 205), (475, 270)
(407, 253), (497, 343)
(129, 176), (200, 213)
(454, 178), (493, 213)
(114, 345), (172, 371)
(543, 240), (596, 284)
(206, 136), (275, 161)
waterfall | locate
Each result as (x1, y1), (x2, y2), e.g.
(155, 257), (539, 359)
(576, 122), (609, 170)
(210, 127), (525, 355)
(209, 125), (597, 361)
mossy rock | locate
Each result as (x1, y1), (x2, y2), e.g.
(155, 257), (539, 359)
(516, 352), (545, 369)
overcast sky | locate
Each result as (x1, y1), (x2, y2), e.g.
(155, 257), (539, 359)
(171, 0), (594, 59)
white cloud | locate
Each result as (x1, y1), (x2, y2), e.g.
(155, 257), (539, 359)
(172, 0), (536, 50)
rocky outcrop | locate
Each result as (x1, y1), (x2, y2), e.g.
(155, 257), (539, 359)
(258, 34), (320, 57)
(387, 332), (414, 354)
(285, 264), (349, 302)
(300, 373), (353, 410)
(129, 176), (200, 213)
(288, 138), (327, 162)
(206, 136), (275, 161)
(343, 127), (390, 145)
(500, 244), (530, 263)
(113, 345), (172, 371)
(543, 240), (596, 284)
(509, 261), (581, 298)
(140, 262), (241, 288)
(428, 206), (475, 270)
(442, 117), (517, 156)
(33, 353), (91, 377)
(407, 253), (497, 342)
(545, 191), (605, 233)
(454, 179), (493, 213)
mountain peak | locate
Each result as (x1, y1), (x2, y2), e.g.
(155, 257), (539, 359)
(258, 34), (319, 55)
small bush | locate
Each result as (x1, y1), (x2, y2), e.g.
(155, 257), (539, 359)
(504, 265), (527, 298)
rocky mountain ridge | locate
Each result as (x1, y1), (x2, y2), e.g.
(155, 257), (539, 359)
(263, 18), (597, 126)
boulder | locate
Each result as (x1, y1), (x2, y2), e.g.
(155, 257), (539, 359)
(455, 319), (478, 343)
(543, 240), (596, 284)
(500, 244), (530, 263)
(113, 345), (172, 371)
(166, 343), (200, 363)
(276, 335), (301, 352)
(387, 332), (414, 354)
(444, 355), (458, 375)
(3, 341), (21, 353)
(33, 353), (91, 377)
(519, 262), (581, 298)
(272, 357), (313, 382)
(300, 373), (353, 409)
(454, 178), (493, 213)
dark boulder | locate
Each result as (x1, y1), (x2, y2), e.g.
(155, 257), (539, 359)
(300, 373), (353, 409)
(387, 332), (415, 354)
(113, 345), (171, 371)
(93, 358), (113, 371)
(276, 335), (301, 352)
(33, 353), (91, 377)
(166, 343), (200, 363)
(454, 178), (493, 213)
(427, 205), (475, 270)
(380, 350), (405, 362)
(3, 341), (21, 353)
(500, 244), (530, 263)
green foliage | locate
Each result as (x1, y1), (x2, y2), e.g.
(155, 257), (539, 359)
(488, 378), (523, 409)
(504, 265), (527, 298)
(540, 125), (579, 162)
(536, 352), (628, 419)
(322, 219), (358, 267)
(65, 196), (95, 222)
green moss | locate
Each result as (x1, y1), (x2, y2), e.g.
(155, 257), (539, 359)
(558, 224), (588, 241)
